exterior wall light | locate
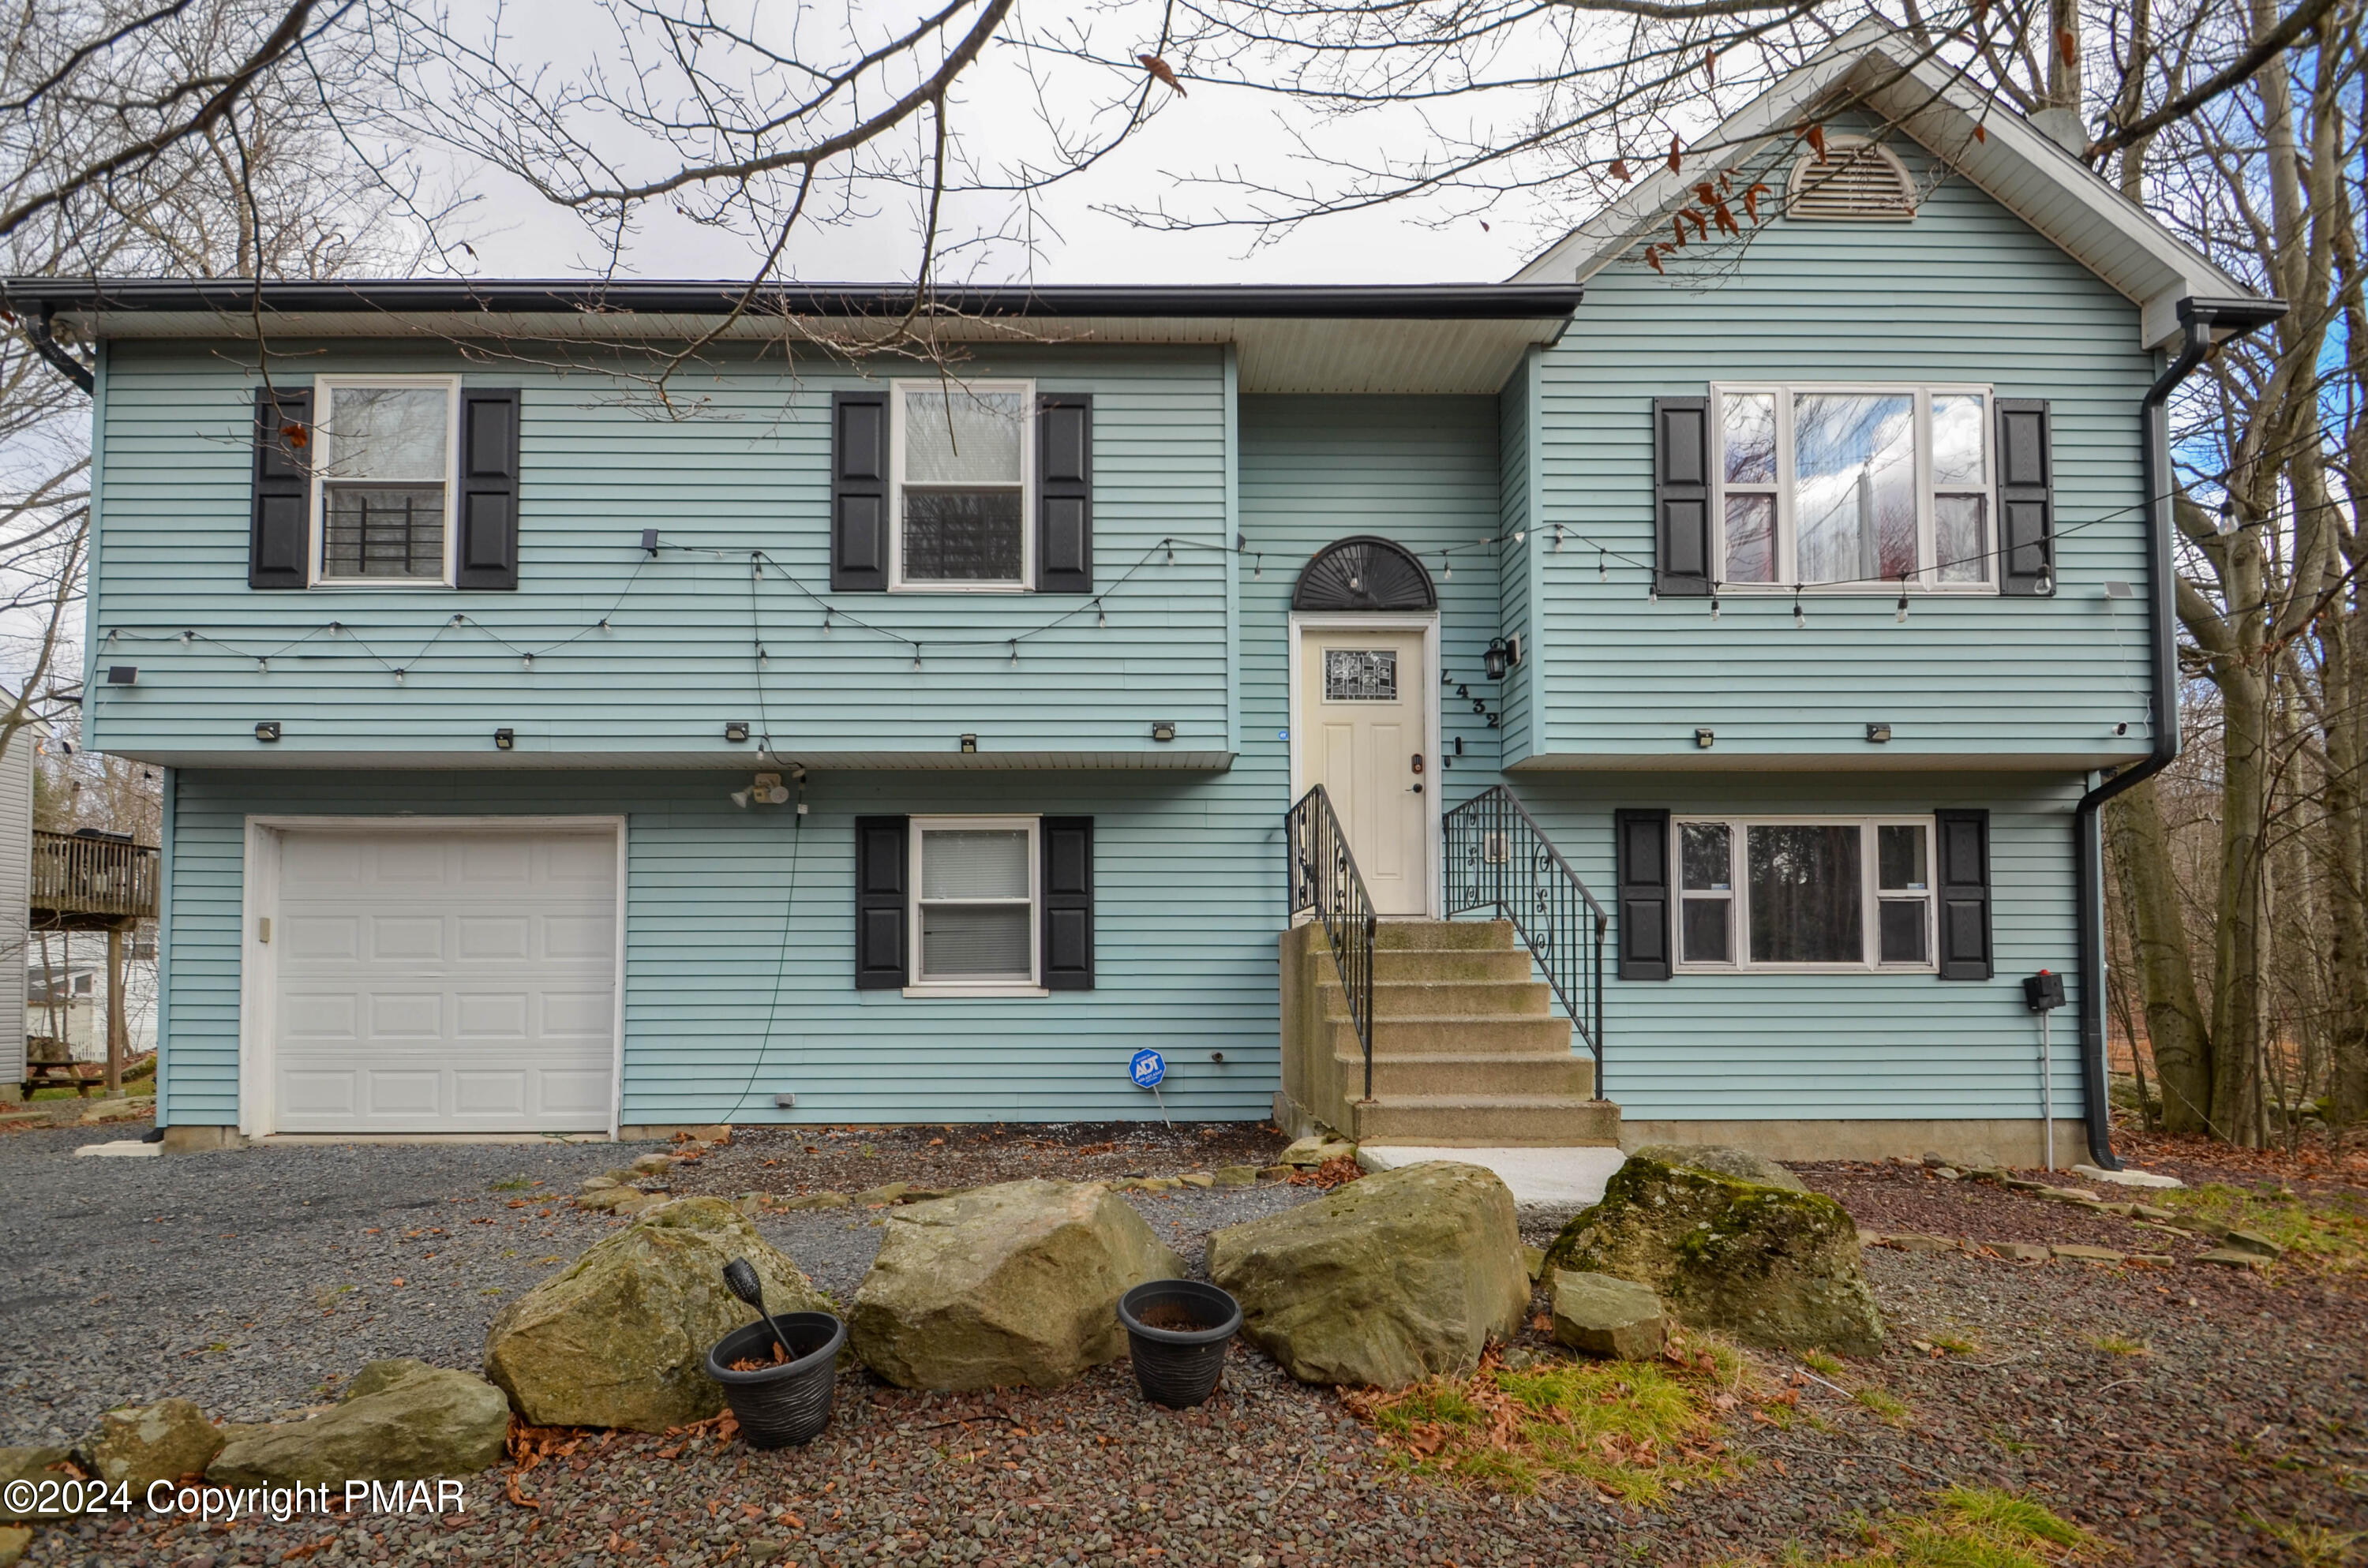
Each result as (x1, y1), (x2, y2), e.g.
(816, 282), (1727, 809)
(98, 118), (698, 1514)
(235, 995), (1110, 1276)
(1150, 720), (1177, 743)
(1694, 728), (1715, 749)
(254, 721), (281, 743)
(493, 728), (515, 750)
(1865, 723), (1893, 743)
(106, 666), (137, 686)
(1483, 637), (1512, 681)
(959, 733), (978, 754)
(725, 721), (750, 743)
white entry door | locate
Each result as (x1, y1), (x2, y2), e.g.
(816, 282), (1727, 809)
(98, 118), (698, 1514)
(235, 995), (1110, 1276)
(270, 826), (617, 1132)
(1301, 628), (1432, 915)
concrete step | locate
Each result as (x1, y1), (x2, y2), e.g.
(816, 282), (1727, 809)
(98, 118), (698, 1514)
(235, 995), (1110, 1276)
(1373, 919), (1516, 952)
(1372, 947), (1536, 982)
(1351, 1095), (1623, 1148)
(1326, 1014), (1576, 1057)
(1317, 978), (1553, 1020)
(1333, 1050), (1596, 1100)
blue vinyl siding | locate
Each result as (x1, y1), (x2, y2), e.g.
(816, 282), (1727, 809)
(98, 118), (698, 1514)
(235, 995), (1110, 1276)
(1506, 773), (2085, 1123)
(1523, 131), (2160, 765)
(87, 345), (1231, 762)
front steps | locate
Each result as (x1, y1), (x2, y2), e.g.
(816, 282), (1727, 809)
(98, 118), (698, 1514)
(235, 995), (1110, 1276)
(1278, 919), (1621, 1149)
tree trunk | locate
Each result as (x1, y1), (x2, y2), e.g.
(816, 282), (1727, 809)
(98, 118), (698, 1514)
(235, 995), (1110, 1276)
(105, 923), (125, 1095)
(2213, 662), (2272, 1145)
(2106, 780), (2216, 1132)
(2326, 575), (2368, 1125)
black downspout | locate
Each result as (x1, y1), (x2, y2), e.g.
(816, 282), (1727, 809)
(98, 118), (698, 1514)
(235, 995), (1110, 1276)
(2072, 294), (2285, 1169)
(24, 301), (96, 395)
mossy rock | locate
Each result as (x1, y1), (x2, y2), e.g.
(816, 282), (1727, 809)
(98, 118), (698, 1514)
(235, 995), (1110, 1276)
(208, 1362), (508, 1487)
(80, 1399), (224, 1491)
(485, 1196), (831, 1431)
(1543, 1157), (1882, 1355)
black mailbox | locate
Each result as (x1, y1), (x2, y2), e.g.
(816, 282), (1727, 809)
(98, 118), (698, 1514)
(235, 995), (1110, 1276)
(2023, 971), (2065, 1012)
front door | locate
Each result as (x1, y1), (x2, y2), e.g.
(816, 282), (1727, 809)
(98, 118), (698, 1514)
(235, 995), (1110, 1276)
(1301, 627), (1429, 915)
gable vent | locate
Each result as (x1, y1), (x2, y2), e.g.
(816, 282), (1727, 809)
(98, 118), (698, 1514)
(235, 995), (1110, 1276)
(1786, 137), (1916, 222)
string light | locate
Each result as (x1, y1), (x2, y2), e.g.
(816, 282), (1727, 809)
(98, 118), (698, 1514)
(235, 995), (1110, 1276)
(1896, 577), (1910, 624)
(1096, 599), (1107, 629)
(821, 608), (832, 635)
(393, 668), (406, 685)
(912, 646), (923, 670)
(1553, 525), (1564, 552)
(1793, 586), (1806, 629)
(1009, 638), (1019, 666)
(1253, 553), (1263, 579)
(1598, 549), (1608, 583)
(1166, 539), (1175, 567)
(521, 653), (534, 669)
(256, 657), (268, 674)
(598, 618), (611, 633)
(758, 645), (770, 668)
(1441, 552), (1452, 582)
(1710, 587), (1721, 622)
(178, 630), (193, 645)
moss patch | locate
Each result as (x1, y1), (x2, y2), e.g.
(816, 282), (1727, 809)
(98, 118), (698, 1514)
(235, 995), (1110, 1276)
(1711, 1486), (2102, 1566)
(2160, 1184), (2368, 1278)
(1340, 1334), (1741, 1502)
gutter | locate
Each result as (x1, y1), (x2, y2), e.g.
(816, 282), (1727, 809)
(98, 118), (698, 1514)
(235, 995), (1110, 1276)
(2073, 294), (2285, 1169)
(24, 301), (94, 393)
(1, 277), (1587, 324)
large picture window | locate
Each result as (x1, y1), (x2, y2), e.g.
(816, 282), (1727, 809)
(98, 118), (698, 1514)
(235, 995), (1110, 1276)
(313, 376), (459, 583)
(1712, 385), (1991, 591)
(1675, 817), (1935, 971)
(893, 380), (1032, 589)
(910, 816), (1040, 990)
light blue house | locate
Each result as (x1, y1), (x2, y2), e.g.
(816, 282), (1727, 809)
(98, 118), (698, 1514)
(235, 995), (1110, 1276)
(14, 28), (2277, 1165)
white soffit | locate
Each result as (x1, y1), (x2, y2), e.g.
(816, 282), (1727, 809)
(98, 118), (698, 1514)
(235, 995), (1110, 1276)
(65, 309), (1565, 395)
(1512, 20), (2259, 349)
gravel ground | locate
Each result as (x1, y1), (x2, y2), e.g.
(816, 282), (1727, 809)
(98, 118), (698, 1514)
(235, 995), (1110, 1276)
(667, 1121), (1295, 1203)
(7, 1124), (2366, 1566)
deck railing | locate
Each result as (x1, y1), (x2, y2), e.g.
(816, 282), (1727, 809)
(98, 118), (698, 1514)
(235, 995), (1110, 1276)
(1442, 785), (1607, 1083)
(30, 829), (159, 922)
(1284, 784), (1377, 1102)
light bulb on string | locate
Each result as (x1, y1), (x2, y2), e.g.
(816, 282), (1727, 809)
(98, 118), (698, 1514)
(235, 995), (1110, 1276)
(1895, 578), (1910, 624)
(1598, 550), (1608, 583)
(179, 630), (193, 646)
(1010, 639), (1020, 667)
(1792, 588), (1806, 630)
(1253, 553), (1263, 579)
(758, 645), (770, 668)
(1166, 539), (1175, 567)
(522, 653), (534, 670)
(257, 657), (269, 674)
(1710, 589), (1721, 622)
(598, 618), (612, 634)
(1553, 525), (1564, 552)
(393, 668), (406, 686)
(1096, 600), (1107, 629)
(912, 646), (923, 671)
(1441, 553), (1452, 582)
(821, 608), (833, 636)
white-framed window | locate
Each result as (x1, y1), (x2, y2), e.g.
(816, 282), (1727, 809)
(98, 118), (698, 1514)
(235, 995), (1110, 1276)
(909, 815), (1040, 992)
(311, 375), (461, 585)
(1674, 816), (1935, 972)
(1712, 384), (1992, 591)
(890, 379), (1033, 590)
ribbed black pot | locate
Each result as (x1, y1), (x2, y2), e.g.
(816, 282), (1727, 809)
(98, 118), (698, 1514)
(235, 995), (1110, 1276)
(705, 1312), (845, 1449)
(1117, 1280), (1241, 1409)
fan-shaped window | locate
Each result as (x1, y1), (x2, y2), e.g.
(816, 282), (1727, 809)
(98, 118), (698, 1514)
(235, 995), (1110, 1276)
(1786, 137), (1916, 223)
(1291, 535), (1438, 612)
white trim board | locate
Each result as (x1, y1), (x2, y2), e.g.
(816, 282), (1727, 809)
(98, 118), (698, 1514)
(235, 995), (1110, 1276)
(236, 814), (628, 1140)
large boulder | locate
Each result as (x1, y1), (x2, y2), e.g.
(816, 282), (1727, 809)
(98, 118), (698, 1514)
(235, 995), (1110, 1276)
(1205, 1161), (1527, 1389)
(1543, 1157), (1882, 1355)
(81, 1399), (224, 1490)
(850, 1180), (1183, 1390)
(485, 1196), (831, 1431)
(208, 1361), (508, 1486)
(1629, 1143), (1808, 1192)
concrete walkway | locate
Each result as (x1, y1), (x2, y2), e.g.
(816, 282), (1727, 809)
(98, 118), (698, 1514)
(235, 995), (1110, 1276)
(1358, 1144), (1628, 1207)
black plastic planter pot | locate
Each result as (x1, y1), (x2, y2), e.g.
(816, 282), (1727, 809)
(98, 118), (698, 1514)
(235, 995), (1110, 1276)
(1117, 1280), (1242, 1409)
(705, 1312), (845, 1449)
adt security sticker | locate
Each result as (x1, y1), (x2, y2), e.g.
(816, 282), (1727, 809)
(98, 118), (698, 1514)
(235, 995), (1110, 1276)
(1130, 1049), (1166, 1089)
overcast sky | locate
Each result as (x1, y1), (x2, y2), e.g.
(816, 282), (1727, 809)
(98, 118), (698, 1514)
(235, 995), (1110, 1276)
(437, 5), (1558, 287)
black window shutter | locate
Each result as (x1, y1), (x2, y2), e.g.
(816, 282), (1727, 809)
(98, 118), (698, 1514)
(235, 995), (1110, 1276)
(1040, 816), (1095, 989)
(1613, 808), (1673, 981)
(1653, 398), (1711, 597)
(249, 386), (312, 589)
(854, 815), (909, 989)
(456, 387), (521, 589)
(1934, 809), (1993, 980)
(1995, 399), (2053, 596)
(1037, 394), (1092, 593)
(833, 391), (889, 592)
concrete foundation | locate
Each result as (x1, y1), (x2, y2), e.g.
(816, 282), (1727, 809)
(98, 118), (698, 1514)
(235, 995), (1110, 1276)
(159, 1124), (245, 1153)
(1617, 1117), (2093, 1170)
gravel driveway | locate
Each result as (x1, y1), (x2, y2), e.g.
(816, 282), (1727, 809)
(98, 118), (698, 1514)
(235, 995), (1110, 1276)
(0, 1121), (1317, 1444)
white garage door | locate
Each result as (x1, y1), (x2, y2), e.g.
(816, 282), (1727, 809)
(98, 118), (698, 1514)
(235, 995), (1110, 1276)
(272, 826), (617, 1133)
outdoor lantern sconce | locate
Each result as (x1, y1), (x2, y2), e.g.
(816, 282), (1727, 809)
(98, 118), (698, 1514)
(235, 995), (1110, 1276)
(106, 666), (137, 686)
(1483, 638), (1512, 682)
(494, 728), (515, 750)
(1151, 720), (1177, 743)
(725, 720), (750, 743)
(959, 733), (978, 754)
(254, 721), (281, 743)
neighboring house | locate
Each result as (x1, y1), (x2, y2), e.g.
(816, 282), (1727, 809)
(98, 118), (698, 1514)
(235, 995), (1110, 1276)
(12, 24), (2279, 1162)
(28, 942), (159, 1059)
(0, 714), (29, 1098)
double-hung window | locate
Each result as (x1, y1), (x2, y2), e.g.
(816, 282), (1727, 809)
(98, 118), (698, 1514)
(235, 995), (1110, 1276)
(1713, 385), (1992, 590)
(313, 376), (460, 584)
(1675, 817), (1935, 971)
(892, 380), (1032, 589)
(910, 816), (1040, 992)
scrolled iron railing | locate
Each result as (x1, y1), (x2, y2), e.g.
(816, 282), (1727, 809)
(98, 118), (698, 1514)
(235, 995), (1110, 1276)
(1284, 784), (1378, 1102)
(1442, 784), (1607, 1083)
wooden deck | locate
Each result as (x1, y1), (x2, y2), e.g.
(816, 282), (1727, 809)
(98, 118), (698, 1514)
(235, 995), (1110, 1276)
(30, 829), (159, 930)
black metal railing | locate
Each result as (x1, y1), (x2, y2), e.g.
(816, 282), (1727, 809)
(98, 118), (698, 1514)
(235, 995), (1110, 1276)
(1443, 785), (1608, 1083)
(1285, 784), (1378, 1102)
